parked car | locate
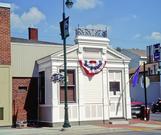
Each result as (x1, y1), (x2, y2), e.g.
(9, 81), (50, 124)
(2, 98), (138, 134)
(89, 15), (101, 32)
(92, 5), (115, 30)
(131, 101), (144, 118)
(151, 98), (161, 113)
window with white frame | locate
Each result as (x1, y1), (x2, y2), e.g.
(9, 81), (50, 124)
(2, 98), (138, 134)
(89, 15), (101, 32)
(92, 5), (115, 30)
(60, 69), (76, 103)
(109, 70), (122, 96)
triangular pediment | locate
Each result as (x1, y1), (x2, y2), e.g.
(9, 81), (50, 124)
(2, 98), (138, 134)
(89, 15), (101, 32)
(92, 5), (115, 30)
(51, 44), (130, 61)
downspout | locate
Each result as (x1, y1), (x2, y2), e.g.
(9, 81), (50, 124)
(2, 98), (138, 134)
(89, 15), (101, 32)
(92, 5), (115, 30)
(37, 72), (40, 125)
(77, 63), (80, 125)
(102, 69), (105, 124)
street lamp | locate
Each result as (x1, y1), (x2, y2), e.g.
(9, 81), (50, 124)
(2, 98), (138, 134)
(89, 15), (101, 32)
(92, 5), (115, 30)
(60, 0), (73, 128)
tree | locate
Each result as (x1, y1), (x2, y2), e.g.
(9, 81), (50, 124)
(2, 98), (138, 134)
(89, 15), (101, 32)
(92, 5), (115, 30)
(116, 47), (122, 52)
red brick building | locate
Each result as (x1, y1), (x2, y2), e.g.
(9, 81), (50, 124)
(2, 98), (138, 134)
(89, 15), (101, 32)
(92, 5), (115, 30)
(0, 3), (12, 126)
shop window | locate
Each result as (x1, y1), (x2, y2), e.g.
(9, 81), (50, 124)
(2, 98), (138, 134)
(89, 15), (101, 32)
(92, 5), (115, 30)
(109, 81), (120, 95)
(39, 71), (45, 104)
(0, 107), (3, 120)
(148, 68), (151, 75)
(60, 69), (76, 103)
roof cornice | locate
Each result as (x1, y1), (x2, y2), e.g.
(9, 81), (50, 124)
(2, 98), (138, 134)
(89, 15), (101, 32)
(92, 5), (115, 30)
(0, 2), (10, 8)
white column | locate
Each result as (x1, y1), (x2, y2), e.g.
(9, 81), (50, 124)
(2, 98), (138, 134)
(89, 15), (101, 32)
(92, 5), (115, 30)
(124, 65), (132, 119)
(102, 68), (110, 121)
(51, 66), (59, 123)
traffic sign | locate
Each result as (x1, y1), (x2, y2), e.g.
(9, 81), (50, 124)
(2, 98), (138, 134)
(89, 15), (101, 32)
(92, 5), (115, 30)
(140, 76), (150, 88)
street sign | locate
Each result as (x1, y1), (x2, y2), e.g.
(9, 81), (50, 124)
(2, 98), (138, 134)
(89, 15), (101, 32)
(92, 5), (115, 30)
(147, 43), (161, 63)
(140, 76), (150, 88)
(60, 16), (69, 39)
(154, 52), (160, 61)
(153, 43), (160, 62)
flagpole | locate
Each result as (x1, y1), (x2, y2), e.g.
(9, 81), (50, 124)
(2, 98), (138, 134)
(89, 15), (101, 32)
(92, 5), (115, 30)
(143, 62), (148, 120)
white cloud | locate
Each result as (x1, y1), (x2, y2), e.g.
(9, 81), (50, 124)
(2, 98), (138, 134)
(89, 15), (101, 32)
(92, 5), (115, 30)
(133, 33), (141, 39)
(11, 7), (46, 30)
(11, 12), (24, 29)
(11, 3), (19, 12)
(146, 32), (161, 41)
(22, 7), (45, 25)
(120, 14), (137, 22)
(74, 0), (103, 10)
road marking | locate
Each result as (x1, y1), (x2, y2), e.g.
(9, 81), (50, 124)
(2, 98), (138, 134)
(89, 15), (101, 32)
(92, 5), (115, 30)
(128, 127), (151, 131)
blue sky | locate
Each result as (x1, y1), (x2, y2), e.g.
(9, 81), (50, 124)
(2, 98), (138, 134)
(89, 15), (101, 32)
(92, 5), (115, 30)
(1, 0), (161, 49)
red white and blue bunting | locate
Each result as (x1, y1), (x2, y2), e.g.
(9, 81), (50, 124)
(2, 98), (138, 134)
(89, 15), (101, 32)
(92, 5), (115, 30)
(79, 60), (106, 77)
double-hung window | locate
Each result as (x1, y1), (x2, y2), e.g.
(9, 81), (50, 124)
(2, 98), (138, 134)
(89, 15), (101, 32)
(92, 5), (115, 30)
(60, 69), (76, 103)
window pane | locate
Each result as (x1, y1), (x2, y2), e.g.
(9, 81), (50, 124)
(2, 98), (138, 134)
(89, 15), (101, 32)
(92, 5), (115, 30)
(68, 70), (75, 85)
(60, 86), (76, 102)
(68, 86), (76, 102)
(60, 87), (64, 102)
(110, 81), (120, 95)
(39, 71), (45, 104)
(0, 107), (3, 120)
(110, 82), (120, 91)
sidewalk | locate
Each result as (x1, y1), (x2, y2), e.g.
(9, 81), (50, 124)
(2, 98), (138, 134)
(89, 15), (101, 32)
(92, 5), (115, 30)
(128, 118), (161, 131)
(0, 125), (129, 135)
(0, 119), (161, 135)
(100, 118), (161, 131)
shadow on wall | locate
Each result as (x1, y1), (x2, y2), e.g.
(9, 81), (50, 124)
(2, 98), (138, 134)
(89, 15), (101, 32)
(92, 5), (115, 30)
(24, 77), (38, 125)
(24, 62), (39, 125)
(12, 100), (18, 127)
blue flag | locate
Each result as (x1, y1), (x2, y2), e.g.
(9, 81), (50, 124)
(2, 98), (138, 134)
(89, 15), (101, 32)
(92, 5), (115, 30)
(132, 66), (140, 87)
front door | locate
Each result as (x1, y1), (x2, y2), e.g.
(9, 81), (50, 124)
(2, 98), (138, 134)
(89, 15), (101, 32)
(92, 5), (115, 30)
(108, 70), (124, 118)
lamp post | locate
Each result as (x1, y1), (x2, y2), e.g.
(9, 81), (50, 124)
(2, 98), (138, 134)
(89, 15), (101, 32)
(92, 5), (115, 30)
(143, 62), (148, 120)
(60, 0), (73, 128)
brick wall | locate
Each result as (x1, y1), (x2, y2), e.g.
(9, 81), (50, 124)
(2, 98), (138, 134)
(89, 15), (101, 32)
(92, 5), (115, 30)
(12, 77), (38, 123)
(0, 7), (11, 65)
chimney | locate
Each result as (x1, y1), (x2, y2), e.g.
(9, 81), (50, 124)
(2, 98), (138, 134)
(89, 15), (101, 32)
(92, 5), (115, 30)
(0, 3), (11, 65)
(28, 27), (38, 41)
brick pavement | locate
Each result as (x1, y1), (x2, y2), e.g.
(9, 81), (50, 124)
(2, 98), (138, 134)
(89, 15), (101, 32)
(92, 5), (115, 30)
(97, 118), (161, 131)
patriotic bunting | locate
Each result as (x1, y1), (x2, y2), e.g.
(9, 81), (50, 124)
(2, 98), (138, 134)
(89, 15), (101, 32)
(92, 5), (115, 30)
(79, 60), (106, 77)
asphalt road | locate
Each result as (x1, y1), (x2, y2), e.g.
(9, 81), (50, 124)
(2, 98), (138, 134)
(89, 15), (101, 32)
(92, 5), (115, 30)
(89, 131), (161, 135)
(1, 128), (161, 135)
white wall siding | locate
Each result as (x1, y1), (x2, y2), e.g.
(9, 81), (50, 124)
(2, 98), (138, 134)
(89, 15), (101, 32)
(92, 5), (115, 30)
(45, 67), (52, 105)
(79, 72), (103, 103)
(39, 106), (53, 122)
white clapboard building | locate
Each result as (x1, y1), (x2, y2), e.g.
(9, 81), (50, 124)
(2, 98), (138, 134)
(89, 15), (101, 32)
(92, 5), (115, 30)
(37, 28), (131, 126)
